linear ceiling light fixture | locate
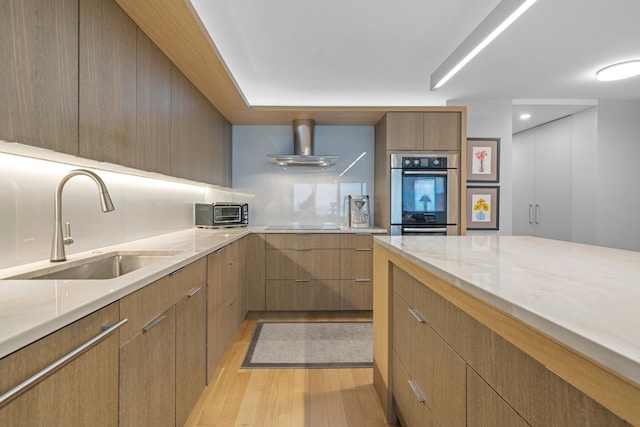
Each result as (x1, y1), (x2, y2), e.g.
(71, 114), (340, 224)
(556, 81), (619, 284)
(430, 0), (538, 90)
(596, 60), (640, 81)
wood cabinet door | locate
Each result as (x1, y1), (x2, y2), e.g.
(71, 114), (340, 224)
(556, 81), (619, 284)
(340, 279), (373, 310)
(246, 233), (266, 311)
(423, 112), (461, 151)
(135, 28), (172, 175)
(385, 112), (424, 150)
(0, 304), (119, 426)
(176, 287), (207, 427)
(207, 249), (224, 381)
(119, 306), (176, 427)
(79, 0), (137, 167)
(0, 0), (78, 154)
(392, 352), (438, 427)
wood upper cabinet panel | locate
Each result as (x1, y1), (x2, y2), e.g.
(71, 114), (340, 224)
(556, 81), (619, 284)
(136, 28), (172, 175)
(385, 112), (424, 150)
(171, 66), (197, 181)
(423, 112), (461, 151)
(0, 0), (78, 154)
(79, 0), (137, 167)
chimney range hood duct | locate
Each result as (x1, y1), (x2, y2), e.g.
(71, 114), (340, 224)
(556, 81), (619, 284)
(267, 119), (338, 167)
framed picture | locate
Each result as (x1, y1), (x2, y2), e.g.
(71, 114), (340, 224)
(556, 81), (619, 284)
(467, 137), (500, 183)
(466, 186), (500, 230)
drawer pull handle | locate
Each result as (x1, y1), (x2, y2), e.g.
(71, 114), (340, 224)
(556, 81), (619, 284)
(355, 279), (371, 282)
(295, 279), (311, 282)
(408, 379), (426, 403)
(143, 314), (166, 333)
(354, 248), (372, 251)
(187, 287), (202, 298)
(0, 318), (127, 408)
(215, 247), (225, 253)
(408, 307), (426, 324)
(296, 248), (312, 251)
(169, 266), (186, 276)
(229, 297), (237, 306)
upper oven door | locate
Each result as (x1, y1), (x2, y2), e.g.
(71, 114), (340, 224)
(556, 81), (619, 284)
(391, 169), (458, 225)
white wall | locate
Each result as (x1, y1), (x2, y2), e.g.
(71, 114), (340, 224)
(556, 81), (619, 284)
(0, 143), (236, 269)
(596, 101), (640, 251)
(450, 99), (513, 235)
(232, 125), (374, 226)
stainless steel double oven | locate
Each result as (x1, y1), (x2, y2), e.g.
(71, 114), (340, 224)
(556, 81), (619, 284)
(390, 153), (459, 236)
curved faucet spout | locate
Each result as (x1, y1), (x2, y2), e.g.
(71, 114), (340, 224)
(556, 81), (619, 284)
(51, 169), (115, 262)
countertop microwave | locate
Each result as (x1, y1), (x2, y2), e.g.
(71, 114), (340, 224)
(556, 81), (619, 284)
(195, 203), (248, 228)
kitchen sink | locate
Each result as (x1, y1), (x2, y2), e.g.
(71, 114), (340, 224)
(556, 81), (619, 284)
(8, 251), (179, 280)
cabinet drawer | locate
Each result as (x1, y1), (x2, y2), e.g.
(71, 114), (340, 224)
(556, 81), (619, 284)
(392, 351), (438, 427)
(265, 279), (340, 311)
(266, 249), (340, 280)
(393, 292), (466, 426)
(119, 275), (177, 345)
(340, 279), (372, 310)
(340, 248), (372, 279)
(340, 234), (373, 249)
(467, 365), (528, 427)
(266, 233), (340, 250)
(170, 257), (207, 298)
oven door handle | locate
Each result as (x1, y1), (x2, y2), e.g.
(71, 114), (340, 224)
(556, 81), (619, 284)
(402, 170), (448, 175)
(403, 227), (448, 233)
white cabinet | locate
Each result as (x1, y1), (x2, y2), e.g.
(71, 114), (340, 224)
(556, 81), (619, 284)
(513, 118), (572, 240)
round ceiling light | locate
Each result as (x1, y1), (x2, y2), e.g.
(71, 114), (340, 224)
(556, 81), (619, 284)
(596, 60), (640, 81)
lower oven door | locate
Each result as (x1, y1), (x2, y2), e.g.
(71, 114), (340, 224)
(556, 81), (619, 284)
(391, 225), (459, 236)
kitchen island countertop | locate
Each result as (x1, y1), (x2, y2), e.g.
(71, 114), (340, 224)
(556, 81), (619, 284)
(374, 235), (640, 386)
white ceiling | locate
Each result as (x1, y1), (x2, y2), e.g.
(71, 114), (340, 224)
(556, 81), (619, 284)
(191, 0), (640, 131)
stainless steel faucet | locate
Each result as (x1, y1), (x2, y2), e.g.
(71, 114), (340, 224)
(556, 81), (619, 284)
(50, 169), (115, 262)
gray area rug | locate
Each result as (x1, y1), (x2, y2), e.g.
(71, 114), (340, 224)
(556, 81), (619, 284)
(241, 321), (373, 369)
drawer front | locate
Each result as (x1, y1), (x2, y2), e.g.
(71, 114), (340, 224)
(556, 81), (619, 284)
(266, 233), (341, 250)
(467, 365), (528, 427)
(392, 351), (438, 427)
(171, 257), (207, 298)
(340, 279), (372, 310)
(265, 279), (340, 311)
(266, 249), (340, 280)
(119, 275), (177, 345)
(340, 234), (373, 249)
(340, 248), (372, 279)
(393, 292), (466, 426)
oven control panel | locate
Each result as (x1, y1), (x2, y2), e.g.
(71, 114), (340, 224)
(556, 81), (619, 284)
(401, 156), (448, 169)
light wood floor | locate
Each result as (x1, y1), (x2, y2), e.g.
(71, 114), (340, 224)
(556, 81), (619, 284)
(185, 316), (397, 427)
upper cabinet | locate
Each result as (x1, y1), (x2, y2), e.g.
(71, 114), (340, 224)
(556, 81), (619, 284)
(0, 0), (79, 155)
(79, 0), (137, 168)
(384, 111), (462, 151)
(2, 0), (232, 187)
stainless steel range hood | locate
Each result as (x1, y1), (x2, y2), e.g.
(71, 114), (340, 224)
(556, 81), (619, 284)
(267, 119), (338, 167)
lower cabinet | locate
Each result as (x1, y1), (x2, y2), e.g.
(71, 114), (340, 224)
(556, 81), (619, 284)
(262, 233), (374, 311)
(119, 306), (176, 427)
(119, 257), (207, 427)
(390, 265), (631, 427)
(0, 303), (121, 426)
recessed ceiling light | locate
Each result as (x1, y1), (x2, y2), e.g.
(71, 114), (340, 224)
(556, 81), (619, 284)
(520, 113), (531, 120)
(596, 60), (640, 81)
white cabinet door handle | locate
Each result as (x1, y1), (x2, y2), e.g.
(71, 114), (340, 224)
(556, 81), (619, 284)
(535, 204), (540, 224)
(528, 204), (533, 224)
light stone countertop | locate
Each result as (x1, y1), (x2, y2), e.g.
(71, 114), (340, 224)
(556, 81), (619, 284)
(0, 226), (386, 359)
(374, 235), (640, 386)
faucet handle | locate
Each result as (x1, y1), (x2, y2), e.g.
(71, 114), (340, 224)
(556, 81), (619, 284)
(63, 222), (74, 246)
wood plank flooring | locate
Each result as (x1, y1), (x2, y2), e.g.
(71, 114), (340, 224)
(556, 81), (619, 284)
(185, 316), (397, 427)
